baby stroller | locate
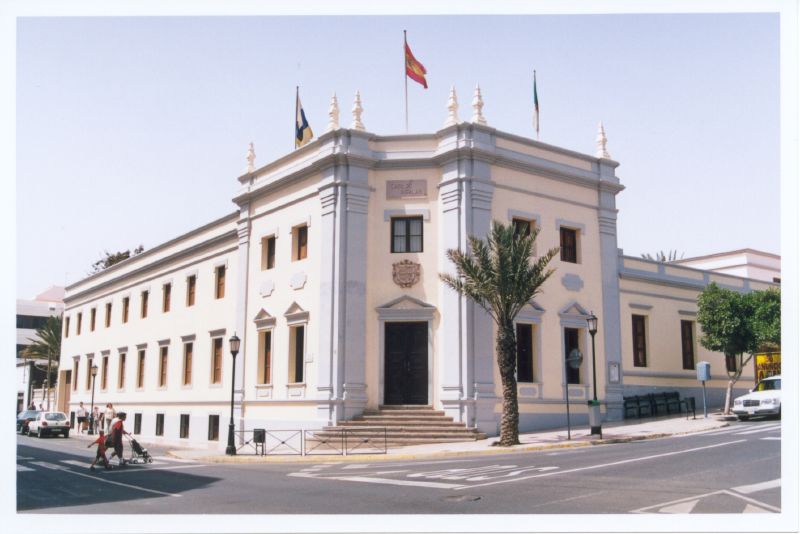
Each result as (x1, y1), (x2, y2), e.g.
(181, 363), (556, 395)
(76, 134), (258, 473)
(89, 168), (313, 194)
(125, 433), (154, 464)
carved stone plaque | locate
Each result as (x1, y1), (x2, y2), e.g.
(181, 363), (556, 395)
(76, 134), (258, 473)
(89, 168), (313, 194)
(386, 180), (427, 199)
(392, 260), (421, 288)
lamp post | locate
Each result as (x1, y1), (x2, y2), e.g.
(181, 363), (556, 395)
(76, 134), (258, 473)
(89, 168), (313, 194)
(225, 334), (241, 456)
(88, 364), (98, 435)
(586, 312), (601, 437)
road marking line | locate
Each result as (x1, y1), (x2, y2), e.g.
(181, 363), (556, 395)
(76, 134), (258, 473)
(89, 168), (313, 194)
(743, 503), (771, 513)
(32, 461), (181, 497)
(735, 426), (781, 435)
(632, 489), (779, 514)
(760, 437), (781, 441)
(287, 471), (462, 489)
(17, 456), (34, 460)
(17, 465), (35, 472)
(456, 439), (747, 490)
(732, 479), (781, 494)
(658, 499), (700, 513)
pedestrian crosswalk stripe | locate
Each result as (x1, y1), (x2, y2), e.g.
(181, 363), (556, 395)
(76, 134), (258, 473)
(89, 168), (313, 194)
(17, 465), (35, 472)
(732, 478), (781, 494)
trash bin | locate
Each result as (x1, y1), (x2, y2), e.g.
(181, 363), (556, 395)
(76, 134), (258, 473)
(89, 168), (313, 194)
(587, 400), (602, 437)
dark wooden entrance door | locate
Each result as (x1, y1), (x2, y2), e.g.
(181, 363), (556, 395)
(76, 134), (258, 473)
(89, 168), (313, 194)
(384, 322), (428, 405)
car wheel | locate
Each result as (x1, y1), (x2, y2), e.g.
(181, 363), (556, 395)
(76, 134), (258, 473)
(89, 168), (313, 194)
(37, 428), (42, 438)
(63, 430), (69, 438)
(737, 415), (750, 421)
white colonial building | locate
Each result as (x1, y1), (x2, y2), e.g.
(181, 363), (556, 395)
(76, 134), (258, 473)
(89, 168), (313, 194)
(56, 89), (773, 449)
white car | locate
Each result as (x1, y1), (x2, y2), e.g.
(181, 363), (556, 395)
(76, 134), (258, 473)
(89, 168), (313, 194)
(732, 375), (781, 421)
(27, 411), (71, 438)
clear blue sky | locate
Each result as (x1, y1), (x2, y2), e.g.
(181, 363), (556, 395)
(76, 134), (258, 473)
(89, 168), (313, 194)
(14, 11), (781, 298)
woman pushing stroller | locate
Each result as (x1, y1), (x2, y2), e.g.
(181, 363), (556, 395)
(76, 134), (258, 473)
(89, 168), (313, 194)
(107, 412), (130, 467)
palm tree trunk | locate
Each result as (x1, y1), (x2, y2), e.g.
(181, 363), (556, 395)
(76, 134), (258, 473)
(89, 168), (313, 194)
(46, 351), (52, 411)
(497, 319), (520, 446)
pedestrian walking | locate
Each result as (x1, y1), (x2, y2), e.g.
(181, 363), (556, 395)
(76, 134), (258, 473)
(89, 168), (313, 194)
(76, 402), (87, 434)
(104, 403), (116, 434)
(28, 401), (35, 410)
(87, 430), (112, 471)
(107, 412), (129, 467)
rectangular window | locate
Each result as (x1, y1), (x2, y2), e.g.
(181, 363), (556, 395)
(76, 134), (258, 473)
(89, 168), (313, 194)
(163, 283), (171, 312)
(258, 330), (272, 385)
(208, 415), (219, 441)
(294, 225), (308, 261)
(101, 355), (108, 390)
(137, 349), (146, 389)
(122, 297), (130, 323)
(155, 413), (164, 436)
(262, 236), (276, 270)
(215, 266), (226, 299)
(105, 303), (112, 327)
(118, 353), (126, 390)
(85, 357), (93, 390)
(90, 308), (96, 331)
(72, 359), (79, 391)
(289, 325), (305, 383)
(681, 320), (695, 370)
(516, 323), (534, 383)
(159, 346), (168, 387)
(133, 413), (142, 434)
(77, 313), (82, 335)
(179, 414), (190, 439)
(141, 290), (149, 318)
(186, 275), (196, 306)
(512, 218), (531, 237)
(65, 316), (70, 338)
(632, 315), (648, 367)
(211, 338), (223, 384)
(391, 217), (423, 253)
(560, 227), (578, 263)
(183, 342), (193, 386)
(564, 328), (581, 384)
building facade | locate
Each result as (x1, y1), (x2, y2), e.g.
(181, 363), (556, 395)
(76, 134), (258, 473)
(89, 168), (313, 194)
(56, 94), (772, 449)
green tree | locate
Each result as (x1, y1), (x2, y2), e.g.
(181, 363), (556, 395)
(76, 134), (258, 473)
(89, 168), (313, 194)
(21, 315), (63, 411)
(89, 245), (144, 274)
(697, 283), (781, 414)
(440, 221), (558, 446)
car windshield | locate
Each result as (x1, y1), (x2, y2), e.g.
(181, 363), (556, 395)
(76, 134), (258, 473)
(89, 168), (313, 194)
(44, 413), (66, 421)
(754, 379), (781, 392)
(19, 411), (38, 418)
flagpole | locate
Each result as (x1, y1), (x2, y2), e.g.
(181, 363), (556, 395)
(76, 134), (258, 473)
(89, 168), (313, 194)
(404, 30), (409, 133)
(295, 86), (299, 150)
(533, 70), (539, 141)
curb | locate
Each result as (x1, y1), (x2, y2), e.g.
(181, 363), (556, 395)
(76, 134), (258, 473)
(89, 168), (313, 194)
(165, 421), (730, 464)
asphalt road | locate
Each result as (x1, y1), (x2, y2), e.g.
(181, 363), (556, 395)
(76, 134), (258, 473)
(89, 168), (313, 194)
(17, 419), (781, 516)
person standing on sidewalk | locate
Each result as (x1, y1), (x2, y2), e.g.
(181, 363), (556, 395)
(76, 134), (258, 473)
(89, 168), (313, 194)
(104, 403), (116, 434)
(76, 402), (87, 434)
(91, 406), (101, 434)
(87, 430), (112, 471)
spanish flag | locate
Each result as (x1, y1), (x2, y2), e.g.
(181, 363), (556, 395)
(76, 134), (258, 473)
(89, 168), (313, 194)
(295, 87), (313, 148)
(404, 33), (428, 89)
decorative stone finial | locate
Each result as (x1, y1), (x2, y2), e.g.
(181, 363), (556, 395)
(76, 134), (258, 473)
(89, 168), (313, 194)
(246, 142), (256, 173)
(595, 122), (610, 159)
(471, 84), (487, 125)
(327, 93), (340, 132)
(351, 90), (365, 131)
(444, 85), (460, 127)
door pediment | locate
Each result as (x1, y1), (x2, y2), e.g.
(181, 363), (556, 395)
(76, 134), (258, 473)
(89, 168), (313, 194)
(376, 296), (436, 321)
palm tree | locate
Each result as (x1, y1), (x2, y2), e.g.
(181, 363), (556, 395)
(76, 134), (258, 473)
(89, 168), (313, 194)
(440, 221), (558, 446)
(641, 250), (684, 262)
(21, 315), (62, 410)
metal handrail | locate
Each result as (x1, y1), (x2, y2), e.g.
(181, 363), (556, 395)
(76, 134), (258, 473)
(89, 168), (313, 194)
(233, 427), (387, 456)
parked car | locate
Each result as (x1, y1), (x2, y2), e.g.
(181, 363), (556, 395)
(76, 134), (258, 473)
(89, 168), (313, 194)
(27, 411), (71, 438)
(732, 375), (782, 420)
(16, 410), (40, 434)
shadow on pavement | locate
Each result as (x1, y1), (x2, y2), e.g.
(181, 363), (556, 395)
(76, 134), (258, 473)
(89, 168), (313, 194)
(17, 443), (221, 513)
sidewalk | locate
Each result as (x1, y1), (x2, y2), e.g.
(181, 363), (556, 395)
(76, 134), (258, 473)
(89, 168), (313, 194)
(162, 413), (732, 464)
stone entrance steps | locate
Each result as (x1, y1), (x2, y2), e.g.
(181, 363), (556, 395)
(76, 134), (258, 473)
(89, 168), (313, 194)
(319, 405), (487, 448)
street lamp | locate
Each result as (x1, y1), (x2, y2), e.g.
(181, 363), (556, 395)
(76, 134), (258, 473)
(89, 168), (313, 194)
(586, 312), (601, 437)
(88, 364), (98, 435)
(225, 334), (241, 456)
